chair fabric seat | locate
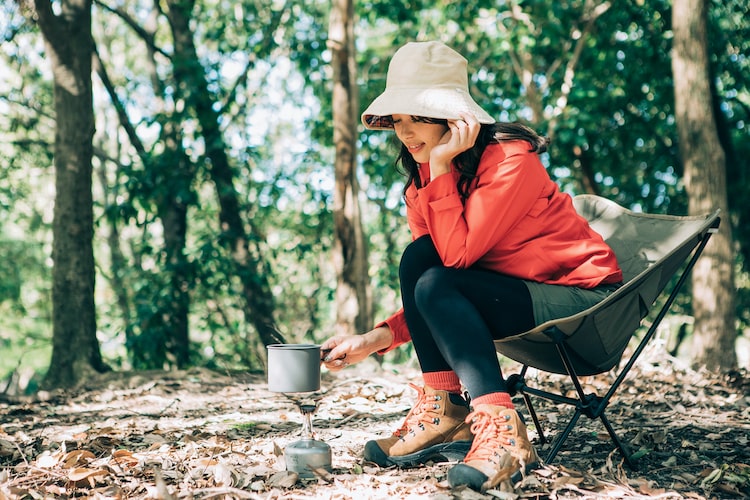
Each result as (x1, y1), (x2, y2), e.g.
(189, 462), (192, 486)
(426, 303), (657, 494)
(495, 194), (721, 375)
(492, 194), (720, 467)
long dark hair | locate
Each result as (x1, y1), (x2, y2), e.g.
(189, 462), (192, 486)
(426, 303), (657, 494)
(396, 120), (549, 200)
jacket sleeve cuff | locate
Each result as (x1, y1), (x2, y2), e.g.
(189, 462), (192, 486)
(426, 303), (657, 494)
(375, 308), (410, 354)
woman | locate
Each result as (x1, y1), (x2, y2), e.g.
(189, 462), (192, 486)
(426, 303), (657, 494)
(321, 41), (623, 491)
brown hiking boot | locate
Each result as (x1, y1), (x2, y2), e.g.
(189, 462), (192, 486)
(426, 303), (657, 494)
(447, 404), (539, 491)
(363, 383), (473, 467)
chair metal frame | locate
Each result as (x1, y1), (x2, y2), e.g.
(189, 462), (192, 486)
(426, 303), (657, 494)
(496, 195), (721, 468)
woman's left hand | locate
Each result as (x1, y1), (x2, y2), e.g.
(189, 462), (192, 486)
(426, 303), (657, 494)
(429, 112), (481, 179)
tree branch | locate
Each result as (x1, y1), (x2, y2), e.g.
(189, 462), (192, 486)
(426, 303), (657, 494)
(92, 45), (148, 161)
(93, 0), (170, 59)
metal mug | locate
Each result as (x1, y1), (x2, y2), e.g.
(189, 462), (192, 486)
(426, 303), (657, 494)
(267, 343), (321, 393)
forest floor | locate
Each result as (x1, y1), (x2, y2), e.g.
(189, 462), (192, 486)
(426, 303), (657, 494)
(1, 350), (749, 500)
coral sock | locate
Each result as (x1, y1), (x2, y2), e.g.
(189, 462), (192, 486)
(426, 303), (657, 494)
(472, 392), (514, 410)
(422, 371), (462, 394)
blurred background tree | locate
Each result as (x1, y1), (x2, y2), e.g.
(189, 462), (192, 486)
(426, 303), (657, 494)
(0, 0), (747, 391)
(30, 0), (108, 389)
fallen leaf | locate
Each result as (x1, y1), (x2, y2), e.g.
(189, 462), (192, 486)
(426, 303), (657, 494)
(68, 467), (108, 487)
(551, 475), (585, 488)
(700, 467), (723, 486)
(484, 488), (519, 499)
(0, 439), (16, 458)
(35, 450), (61, 468)
(681, 438), (698, 449)
(268, 470), (298, 488)
(212, 462), (236, 486)
(62, 450), (96, 468)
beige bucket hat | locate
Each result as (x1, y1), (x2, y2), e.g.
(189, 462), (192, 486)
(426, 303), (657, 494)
(362, 41), (495, 130)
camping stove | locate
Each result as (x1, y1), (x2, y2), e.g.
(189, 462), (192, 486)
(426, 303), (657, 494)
(265, 343), (334, 478)
(283, 396), (332, 478)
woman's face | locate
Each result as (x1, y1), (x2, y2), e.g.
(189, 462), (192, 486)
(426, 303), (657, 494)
(391, 114), (449, 164)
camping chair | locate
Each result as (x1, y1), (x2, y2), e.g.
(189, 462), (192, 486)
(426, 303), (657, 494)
(497, 194), (721, 468)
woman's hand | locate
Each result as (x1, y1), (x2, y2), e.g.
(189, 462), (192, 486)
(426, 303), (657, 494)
(429, 112), (481, 179)
(320, 326), (393, 371)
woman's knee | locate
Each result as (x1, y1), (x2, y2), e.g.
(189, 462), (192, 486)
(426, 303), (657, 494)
(414, 267), (452, 312)
(399, 235), (441, 281)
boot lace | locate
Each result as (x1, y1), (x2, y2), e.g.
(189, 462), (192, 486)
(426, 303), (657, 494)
(392, 383), (443, 438)
(463, 408), (517, 463)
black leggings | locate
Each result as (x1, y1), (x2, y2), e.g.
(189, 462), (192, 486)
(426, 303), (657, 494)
(400, 235), (536, 398)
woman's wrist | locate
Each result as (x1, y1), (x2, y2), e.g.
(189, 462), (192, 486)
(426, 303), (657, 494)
(367, 326), (393, 353)
(430, 161), (451, 180)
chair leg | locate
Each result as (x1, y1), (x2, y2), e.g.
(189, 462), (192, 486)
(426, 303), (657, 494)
(522, 391), (548, 445)
(507, 371), (549, 446)
(599, 412), (637, 469)
(544, 409), (583, 464)
(540, 403), (637, 469)
(550, 337), (642, 466)
(509, 340), (642, 468)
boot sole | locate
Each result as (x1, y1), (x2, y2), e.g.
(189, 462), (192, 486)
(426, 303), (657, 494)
(448, 460), (542, 491)
(447, 463), (487, 490)
(364, 439), (472, 468)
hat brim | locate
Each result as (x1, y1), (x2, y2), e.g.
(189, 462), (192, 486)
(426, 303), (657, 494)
(362, 86), (495, 130)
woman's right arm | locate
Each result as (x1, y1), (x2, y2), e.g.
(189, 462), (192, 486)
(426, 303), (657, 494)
(320, 183), (425, 371)
(320, 326), (393, 371)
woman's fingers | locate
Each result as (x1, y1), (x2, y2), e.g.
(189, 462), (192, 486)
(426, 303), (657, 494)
(321, 348), (346, 362)
(321, 344), (351, 371)
(447, 114), (477, 150)
(457, 113), (480, 146)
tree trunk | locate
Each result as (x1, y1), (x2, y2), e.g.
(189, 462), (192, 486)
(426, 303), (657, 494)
(33, 0), (108, 389)
(329, 0), (371, 336)
(158, 147), (192, 368)
(672, 0), (737, 371)
(164, 0), (283, 353)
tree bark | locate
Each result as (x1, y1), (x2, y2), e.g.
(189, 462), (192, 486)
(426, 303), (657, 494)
(32, 0), (108, 389)
(329, 0), (371, 335)
(157, 139), (192, 368)
(672, 0), (737, 371)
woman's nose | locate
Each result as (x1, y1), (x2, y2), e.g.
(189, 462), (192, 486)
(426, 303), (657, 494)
(396, 122), (412, 138)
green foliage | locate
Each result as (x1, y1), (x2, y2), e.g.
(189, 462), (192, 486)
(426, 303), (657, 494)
(552, 0), (685, 211)
(711, 0), (750, 276)
(0, 0), (747, 390)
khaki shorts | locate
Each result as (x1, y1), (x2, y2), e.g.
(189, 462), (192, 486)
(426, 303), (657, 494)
(523, 280), (622, 326)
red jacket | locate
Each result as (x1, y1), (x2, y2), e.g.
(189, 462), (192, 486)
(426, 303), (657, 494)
(378, 140), (623, 352)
